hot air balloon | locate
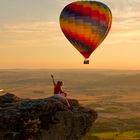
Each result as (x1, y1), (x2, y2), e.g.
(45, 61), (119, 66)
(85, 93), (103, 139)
(59, 1), (112, 64)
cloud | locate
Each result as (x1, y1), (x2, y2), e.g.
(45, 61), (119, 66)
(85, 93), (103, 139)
(55, 0), (74, 5)
(104, 0), (140, 45)
(0, 21), (57, 32)
(0, 0), (140, 48)
(0, 21), (65, 48)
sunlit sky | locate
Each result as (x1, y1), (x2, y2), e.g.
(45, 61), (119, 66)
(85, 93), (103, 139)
(0, 0), (140, 69)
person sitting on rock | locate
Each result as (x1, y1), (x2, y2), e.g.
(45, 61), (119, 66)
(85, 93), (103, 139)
(51, 75), (72, 109)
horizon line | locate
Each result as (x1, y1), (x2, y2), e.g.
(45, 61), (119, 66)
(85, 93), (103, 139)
(0, 68), (140, 71)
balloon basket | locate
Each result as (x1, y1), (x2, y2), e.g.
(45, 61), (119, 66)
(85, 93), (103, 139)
(83, 59), (89, 64)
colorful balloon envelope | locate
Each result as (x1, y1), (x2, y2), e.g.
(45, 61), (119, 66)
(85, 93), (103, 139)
(59, 1), (112, 64)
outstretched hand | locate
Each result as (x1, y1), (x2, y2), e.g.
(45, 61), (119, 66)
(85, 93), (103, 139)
(51, 74), (54, 78)
(62, 92), (67, 97)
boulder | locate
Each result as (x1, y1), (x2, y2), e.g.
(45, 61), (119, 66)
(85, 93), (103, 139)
(0, 93), (97, 140)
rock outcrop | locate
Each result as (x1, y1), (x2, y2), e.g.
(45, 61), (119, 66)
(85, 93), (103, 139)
(0, 93), (97, 140)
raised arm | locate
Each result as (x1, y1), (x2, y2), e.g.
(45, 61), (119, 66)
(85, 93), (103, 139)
(51, 75), (56, 86)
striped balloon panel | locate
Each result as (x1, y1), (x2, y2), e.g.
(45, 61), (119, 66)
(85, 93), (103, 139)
(60, 1), (112, 58)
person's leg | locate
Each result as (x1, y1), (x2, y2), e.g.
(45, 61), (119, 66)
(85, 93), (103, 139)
(65, 98), (70, 107)
(54, 94), (72, 108)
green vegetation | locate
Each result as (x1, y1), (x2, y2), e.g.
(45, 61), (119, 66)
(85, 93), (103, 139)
(19, 118), (41, 139)
(92, 118), (140, 133)
(83, 118), (140, 140)
(92, 131), (140, 139)
(83, 131), (140, 140)
(23, 119), (41, 135)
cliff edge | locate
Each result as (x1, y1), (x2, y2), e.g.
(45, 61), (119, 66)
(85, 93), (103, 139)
(0, 93), (97, 140)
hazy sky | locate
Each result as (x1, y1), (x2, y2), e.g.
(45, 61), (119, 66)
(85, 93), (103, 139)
(0, 0), (140, 69)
